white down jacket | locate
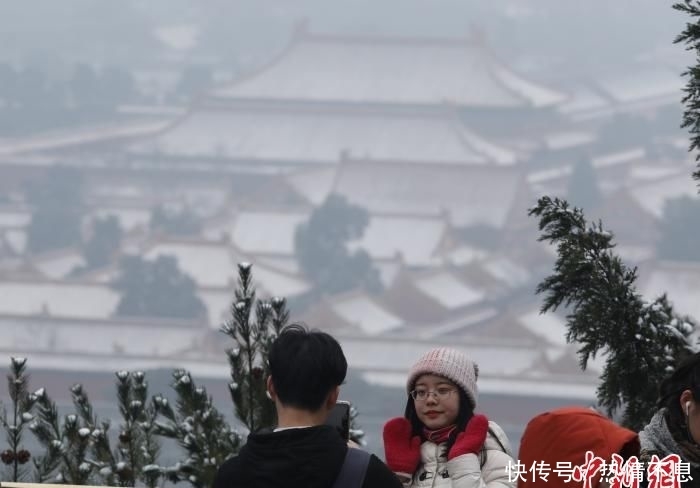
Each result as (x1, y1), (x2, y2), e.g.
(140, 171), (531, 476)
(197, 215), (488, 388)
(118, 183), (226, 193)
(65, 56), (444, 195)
(404, 421), (516, 488)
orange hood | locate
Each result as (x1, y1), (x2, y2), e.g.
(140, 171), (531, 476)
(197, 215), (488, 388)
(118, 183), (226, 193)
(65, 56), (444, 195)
(517, 406), (639, 487)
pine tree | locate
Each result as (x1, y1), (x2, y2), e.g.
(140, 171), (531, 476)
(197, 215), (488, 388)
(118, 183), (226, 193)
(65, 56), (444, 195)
(674, 0), (700, 181)
(529, 196), (697, 430)
(0, 357), (38, 481)
(3, 263), (367, 485)
(220, 262), (287, 433)
(152, 370), (242, 488)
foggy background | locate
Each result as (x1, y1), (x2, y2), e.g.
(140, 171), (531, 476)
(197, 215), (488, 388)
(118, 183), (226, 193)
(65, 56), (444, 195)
(0, 0), (697, 457)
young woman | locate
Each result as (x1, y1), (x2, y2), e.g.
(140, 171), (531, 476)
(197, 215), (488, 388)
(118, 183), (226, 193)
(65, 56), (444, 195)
(639, 351), (700, 486)
(383, 347), (516, 487)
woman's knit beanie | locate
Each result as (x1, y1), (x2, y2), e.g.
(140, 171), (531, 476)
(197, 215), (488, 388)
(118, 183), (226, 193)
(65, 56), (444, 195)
(406, 347), (478, 408)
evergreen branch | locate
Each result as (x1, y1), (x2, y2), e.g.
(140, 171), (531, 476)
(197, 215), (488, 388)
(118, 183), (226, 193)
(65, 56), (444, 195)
(529, 196), (697, 430)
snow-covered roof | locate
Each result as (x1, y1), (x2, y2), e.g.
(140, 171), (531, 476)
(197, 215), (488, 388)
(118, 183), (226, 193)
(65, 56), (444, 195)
(0, 317), (203, 356)
(252, 263), (311, 298)
(595, 67), (683, 106)
(0, 120), (171, 156)
(559, 67), (683, 120)
(212, 33), (566, 108)
(331, 294), (404, 335)
(542, 131), (597, 151)
(347, 215), (447, 266)
(591, 148), (645, 168)
(131, 106), (516, 165)
(518, 308), (568, 346)
(286, 167), (338, 205)
(0, 209), (31, 228)
(3, 229), (27, 255)
(33, 250), (86, 280)
(153, 24), (199, 51)
(198, 288), (234, 328)
(144, 240), (311, 298)
(333, 161), (522, 228)
(211, 209), (447, 267)
(230, 210), (308, 256)
(557, 84), (610, 117)
(444, 245), (489, 266)
(628, 174), (698, 218)
(362, 371), (596, 400)
(641, 262), (700, 324)
(87, 207), (152, 232)
(0, 281), (119, 319)
(479, 257), (532, 288)
(412, 271), (485, 309)
(145, 241), (238, 288)
(339, 336), (540, 376)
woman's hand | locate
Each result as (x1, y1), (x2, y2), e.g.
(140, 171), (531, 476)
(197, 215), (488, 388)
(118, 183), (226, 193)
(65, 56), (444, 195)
(447, 414), (488, 461)
(383, 417), (422, 474)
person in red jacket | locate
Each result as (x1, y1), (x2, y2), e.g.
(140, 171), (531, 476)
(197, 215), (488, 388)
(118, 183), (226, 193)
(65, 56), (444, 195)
(517, 406), (639, 488)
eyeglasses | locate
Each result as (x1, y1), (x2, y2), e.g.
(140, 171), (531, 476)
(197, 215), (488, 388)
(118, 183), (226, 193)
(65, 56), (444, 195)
(409, 387), (457, 402)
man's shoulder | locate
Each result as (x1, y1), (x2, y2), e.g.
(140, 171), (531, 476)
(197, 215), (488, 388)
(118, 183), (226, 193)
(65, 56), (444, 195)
(363, 453), (403, 488)
(212, 453), (243, 488)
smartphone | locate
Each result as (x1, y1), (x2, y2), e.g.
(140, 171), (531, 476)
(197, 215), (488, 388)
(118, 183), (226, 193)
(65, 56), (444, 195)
(325, 400), (351, 441)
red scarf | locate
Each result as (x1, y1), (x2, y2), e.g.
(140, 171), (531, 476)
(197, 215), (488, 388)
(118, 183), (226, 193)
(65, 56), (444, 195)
(423, 424), (457, 444)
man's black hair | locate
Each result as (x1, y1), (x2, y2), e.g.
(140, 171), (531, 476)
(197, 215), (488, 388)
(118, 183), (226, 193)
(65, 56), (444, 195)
(269, 323), (347, 411)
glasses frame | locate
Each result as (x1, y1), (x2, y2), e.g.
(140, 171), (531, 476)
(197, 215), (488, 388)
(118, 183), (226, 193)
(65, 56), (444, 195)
(409, 387), (457, 402)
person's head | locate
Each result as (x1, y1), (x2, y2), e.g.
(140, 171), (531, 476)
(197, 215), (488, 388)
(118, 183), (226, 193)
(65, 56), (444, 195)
(517, 407), (639, 488)
(658, 351), (700, 444)
(403, 348), (478, 441)
(267, 323), (347, 414)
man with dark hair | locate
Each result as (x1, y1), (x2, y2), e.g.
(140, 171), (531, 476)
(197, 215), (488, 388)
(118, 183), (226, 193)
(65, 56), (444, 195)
(213, 324), (402, 488)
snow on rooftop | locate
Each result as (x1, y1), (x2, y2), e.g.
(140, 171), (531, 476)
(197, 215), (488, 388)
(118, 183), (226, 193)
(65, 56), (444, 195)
(334, 162), (522, 228)
(543, 131), (596, 151)
(413, 272), (485, 309)
(591, 148), (645, 168)
(0, 319), (203, 356)
(4, 229), (27, 254)
(153, 24), (199, 51)
(0, 282), (119, 319)
(198, 288), (234, 329)
(361, 371), (596, 400)
(0, 120), (171, 157)
(628, 174), (698, 218)
(88, 207), (152, 232)
(595, 67), (684, 105)
(444, 245), (488, 266)
(557, 84), (610, 116)
(347, 215), (447, 266)
(231, 211), (308, 256)
(255, 256), (301, 275)
(331, 295), (403, 335)
(34, 251), (86, 280)
(145, 242), (236, 288)
(480, 257), (531, 288)
(132, 107), (515, 165)
(526, 165), (572, 184)
(213, 34), (565, 108)
(628, 166), (683, 182)
(518, 308), (568, 346)
(339, 338), (539, 376)
(642, 263), (700, 324)
(0, 210), (31, 228)
(251, 263), (311, 298)
(374, 260), (403, 288)
(286, 168), (337, 205)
